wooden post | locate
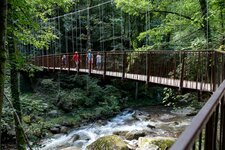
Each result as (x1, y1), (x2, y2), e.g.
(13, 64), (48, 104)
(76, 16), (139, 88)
(47, 55), (49, 71)
(103, 51), (106, 79)
(146, 52), (150, 85)
(60, 55), (62, 71)
(173, 52), (177, 79)
(196, 52), (200, 90)
(88, 54), (91, 75)
(122, 51), (125, 80)
(212, 52), (217, 91)
(179, 52), (185, 91)
(53, 54), (55, 72)
(68, 54), (70, 73)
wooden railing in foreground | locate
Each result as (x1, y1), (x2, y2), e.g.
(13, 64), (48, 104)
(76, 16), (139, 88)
(170, 80), (225, 150)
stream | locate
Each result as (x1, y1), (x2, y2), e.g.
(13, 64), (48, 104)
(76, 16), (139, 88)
(37, 106), (195, 150)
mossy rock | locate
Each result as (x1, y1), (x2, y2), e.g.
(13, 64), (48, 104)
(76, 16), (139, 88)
(138, 137), (176, 150)
(86, 135), (129, 150)
(22, 116), (31, 124)
(125, 130), (146, 140)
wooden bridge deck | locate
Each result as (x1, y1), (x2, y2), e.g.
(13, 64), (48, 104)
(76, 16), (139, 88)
(44, 66), (212, 92)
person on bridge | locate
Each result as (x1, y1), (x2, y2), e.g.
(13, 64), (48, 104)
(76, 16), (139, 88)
(87, 49), (93, 69)
(72, 51), (79, 70)
(96, 52), (102, 70)
(61, 54), (66, 68)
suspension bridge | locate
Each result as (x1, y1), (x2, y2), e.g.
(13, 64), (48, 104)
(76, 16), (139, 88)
(33, 50), (225, 92)
(31, 49), (225, 150)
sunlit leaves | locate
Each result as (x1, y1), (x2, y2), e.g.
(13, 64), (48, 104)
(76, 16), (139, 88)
(114, 0), (149, 16)
(9, 0), (73, 50)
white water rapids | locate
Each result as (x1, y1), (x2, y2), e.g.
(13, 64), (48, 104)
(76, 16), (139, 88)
(36, 107), (193, 150)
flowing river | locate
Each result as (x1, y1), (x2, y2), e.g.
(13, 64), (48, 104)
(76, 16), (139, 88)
(37, 106), (195, 150)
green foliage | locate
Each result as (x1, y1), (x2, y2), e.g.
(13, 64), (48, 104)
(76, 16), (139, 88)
(162, 87), (204, 109)
(1, 102), (14, 136)
(39, 78), (58, 93)
(20, 94), (49, 116)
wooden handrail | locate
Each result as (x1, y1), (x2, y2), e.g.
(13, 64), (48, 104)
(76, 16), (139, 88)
(170, 80), (225, 150)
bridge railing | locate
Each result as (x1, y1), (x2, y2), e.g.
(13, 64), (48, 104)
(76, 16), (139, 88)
(32, 50), (224, 92)
(170, 80), (225, 150)
(170, 50), (225, 149)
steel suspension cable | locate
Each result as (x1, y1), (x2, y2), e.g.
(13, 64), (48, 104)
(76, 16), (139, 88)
(48, 0), (112, 21)
(87, 0), (90, 50)
(128, 0), (131, 50)
(99, 3), (102, 51)
(206, 0), (209, 50)
(79, 11), (82, 52)
(111, 1), (115, 50)
(120, 9), (123, 51)
(101, 3), (105, 52)
(64, 16), (68, 54)
(75, 12), (78, 52)
(145, 9), (148, 46)
(58, 16), (61, 54)
(71, 13), (75, 53)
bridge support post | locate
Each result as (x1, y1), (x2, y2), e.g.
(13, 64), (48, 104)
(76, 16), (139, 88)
(146, 52), (150, 85)
(122, 51), (125, 80)
(179, 52), (185, 91)
(47, 55), (49, 71)
(89, 55), (92, 75)
(103, 51), (106, 79)
(68, 54), (70, 73)
(212, 52), (217, 91)
(53, 54), (55, 72)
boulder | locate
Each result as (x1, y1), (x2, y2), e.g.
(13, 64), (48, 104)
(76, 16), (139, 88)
(147, 124), (156, 129)
(125, 130), (146, 140)
(60, 126), (69, 133)
(50, 127), (60, 134)
(86, 135), (129, 150)
(138, 137), (176, 150)
(60, 147), (80, 150)
(132, 111), (150, 121)
(136, 144), (159, 150)
(113, 131), (129, 136)
(70, 134), (80, 142)
(48, 110), (59, 117)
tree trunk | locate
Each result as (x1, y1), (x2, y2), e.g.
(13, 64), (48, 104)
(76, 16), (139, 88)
(0, 0), (7, 149)
(198, 0), (211, 43)
(8, 34), (26, 150)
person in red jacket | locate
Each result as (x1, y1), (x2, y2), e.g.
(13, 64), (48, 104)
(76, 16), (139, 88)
(72, 51), (79, 70)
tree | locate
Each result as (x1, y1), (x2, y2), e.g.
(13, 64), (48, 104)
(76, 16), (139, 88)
(0, 0), (7, 149)
(115, 0), (223, 50)
(5, 0), (73, 149)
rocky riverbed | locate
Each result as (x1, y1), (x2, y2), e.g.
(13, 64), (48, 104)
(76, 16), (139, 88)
(37, 106), (196, 150)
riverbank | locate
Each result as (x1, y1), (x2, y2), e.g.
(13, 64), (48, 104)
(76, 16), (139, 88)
(38, 106), (195, 150)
